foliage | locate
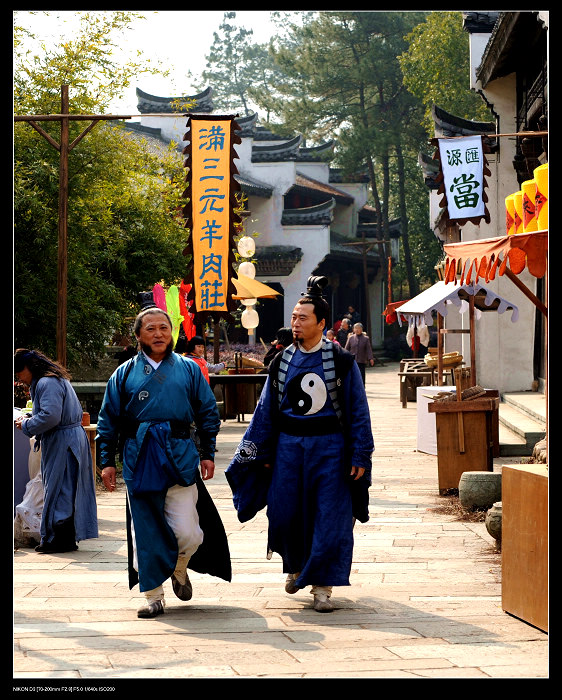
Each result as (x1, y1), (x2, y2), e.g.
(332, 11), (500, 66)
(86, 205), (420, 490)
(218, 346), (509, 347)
(14, 12), (190, 365)
(398, 11), (492, 135)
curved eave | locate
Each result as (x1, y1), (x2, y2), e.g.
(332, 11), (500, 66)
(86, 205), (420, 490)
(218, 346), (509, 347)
(252, 135), (303, 162)
(432, 104), (498, 150)
(136, 86), (213, 113)
(281, 199), (336, 226)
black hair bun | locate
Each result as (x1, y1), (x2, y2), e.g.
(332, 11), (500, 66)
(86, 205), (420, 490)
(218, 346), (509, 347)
(305, 275), (329, 298)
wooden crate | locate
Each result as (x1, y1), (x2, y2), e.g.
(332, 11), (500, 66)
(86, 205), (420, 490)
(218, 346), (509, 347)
(502, 465), (548, 632)
(428, 397), (499, 493)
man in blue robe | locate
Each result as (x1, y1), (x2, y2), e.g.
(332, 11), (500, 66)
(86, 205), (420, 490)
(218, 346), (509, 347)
(226, 277), (374, 612)
(96, 308), (231, 618)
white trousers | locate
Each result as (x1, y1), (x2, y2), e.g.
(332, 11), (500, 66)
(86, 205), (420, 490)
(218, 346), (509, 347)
(130, 483), (204, 603)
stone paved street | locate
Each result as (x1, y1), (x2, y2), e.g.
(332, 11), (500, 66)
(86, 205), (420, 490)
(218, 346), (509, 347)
(13, 362), (549, 682)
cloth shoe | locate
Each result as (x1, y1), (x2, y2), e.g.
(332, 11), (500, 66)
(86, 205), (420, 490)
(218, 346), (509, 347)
(137, 599), (165, 618)
(313, 593), (335, 613)
(311, 585), (334, 613)
(171, 570), (193, 601)
(285, 572), (301, 594)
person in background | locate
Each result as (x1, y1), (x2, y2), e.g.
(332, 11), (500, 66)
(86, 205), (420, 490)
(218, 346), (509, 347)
(336, 317), (351, 347)
(326, 329), (339, 345)
(184, 336), (225, 383)
(345, 323), (375, 385)
(263, 327), (294, 367)
(96, 308), (231, 618)
(347, 305), (361, 325)
(14, 349), (98, 553)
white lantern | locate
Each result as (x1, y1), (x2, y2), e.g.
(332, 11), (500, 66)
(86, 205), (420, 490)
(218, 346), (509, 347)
(237, 236), (255, 258)
(241, 307), (259, 329)
(238, 261), (256, 278)
(241, 298), (258, 306)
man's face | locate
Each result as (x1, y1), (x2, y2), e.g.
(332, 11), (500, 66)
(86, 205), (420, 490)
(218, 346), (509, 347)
(137, 312), (173, 361)
(291, 302), (325, 346)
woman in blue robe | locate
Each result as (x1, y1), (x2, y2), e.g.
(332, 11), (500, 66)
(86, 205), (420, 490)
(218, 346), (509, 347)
(14, 349), (98, 552)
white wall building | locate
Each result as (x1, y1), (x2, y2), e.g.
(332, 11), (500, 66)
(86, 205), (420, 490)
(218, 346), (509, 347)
(126, 88), (401, 346)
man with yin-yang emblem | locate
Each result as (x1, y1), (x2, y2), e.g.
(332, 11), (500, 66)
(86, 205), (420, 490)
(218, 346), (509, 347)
(226, 276), (374, 612)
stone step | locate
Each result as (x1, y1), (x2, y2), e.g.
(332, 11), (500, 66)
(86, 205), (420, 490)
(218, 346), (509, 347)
(501, 391), (547, 425)
(498, 394), (546, 457)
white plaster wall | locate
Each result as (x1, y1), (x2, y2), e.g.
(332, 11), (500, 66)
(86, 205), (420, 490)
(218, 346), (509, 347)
(278, 225), (331, 326)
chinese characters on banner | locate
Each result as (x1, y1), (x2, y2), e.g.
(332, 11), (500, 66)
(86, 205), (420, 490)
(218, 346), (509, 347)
(438, 135), (485, 220)
(182, 115), (241, 322)
(432, 134), (491, 228)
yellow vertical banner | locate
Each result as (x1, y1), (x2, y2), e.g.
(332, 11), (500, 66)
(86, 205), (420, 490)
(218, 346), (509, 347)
(181, 115), (241, 322)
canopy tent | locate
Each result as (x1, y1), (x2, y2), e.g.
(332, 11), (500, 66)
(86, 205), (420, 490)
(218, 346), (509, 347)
(384, 281), (520, 386)
(392, 281), (519, 329)
(442, 231), (547, 317)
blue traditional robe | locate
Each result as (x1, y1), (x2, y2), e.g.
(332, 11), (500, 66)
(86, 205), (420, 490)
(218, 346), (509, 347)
(96, 352), (231, 591)
(226, 339), (374, 589)
(21, 377), (98, 546)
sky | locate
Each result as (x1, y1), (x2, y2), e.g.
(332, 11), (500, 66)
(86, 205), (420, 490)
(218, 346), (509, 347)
(15, 10), (286, 117)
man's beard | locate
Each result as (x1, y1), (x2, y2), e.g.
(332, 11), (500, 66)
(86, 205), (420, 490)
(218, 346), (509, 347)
(140, 339), (174, 358)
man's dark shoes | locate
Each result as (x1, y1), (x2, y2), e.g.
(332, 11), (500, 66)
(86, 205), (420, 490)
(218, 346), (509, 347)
(35, 541), (78, 553)
(137, 600), (165, 618)
(285, 572), (301, 594)
(171, 571), (193, 601)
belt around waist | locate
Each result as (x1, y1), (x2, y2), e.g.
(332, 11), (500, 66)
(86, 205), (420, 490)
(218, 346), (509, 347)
(120, 419), (192, 439)
(278, 413), (342, 436)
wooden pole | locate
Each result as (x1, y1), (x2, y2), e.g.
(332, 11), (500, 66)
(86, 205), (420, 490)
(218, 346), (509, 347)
(469, 293), (476, 387)
(437, 313), (444, 386)
(56, 85), (69, 367)
(15, 87), (117, 365)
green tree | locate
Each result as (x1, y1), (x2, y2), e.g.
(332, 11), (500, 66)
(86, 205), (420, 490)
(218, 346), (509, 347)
(264, 11), (431, 298)
(398, 11), (491, 135)
(14, 12), (190, 365)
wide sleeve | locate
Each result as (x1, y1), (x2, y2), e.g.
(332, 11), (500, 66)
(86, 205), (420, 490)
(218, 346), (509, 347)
(185, 359), (221, 459)
(342, 362), (374, 474)
(95, 367), (124, 467)
(21, 377), (64, 437)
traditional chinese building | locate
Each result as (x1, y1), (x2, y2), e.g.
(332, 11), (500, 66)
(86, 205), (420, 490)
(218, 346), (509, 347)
(123, 89), (401, 346)
(421, 11), (547, 398)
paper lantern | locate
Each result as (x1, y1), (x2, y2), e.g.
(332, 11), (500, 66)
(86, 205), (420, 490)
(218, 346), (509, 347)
(534, 163), (548, 230)
(513, 191), (524, 234)
(237, 236), (255, 258)
(238, 261), (256, 278)
(521, 179), (538, 232)
(241, 307), (259, 329)
(505, 194), (516, 235)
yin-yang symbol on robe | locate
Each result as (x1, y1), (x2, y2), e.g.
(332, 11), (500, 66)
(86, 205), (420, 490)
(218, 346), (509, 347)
(286, 372), (327, 415)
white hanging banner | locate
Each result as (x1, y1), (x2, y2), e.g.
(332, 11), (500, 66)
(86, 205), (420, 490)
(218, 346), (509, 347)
(438, 135), (485, 220)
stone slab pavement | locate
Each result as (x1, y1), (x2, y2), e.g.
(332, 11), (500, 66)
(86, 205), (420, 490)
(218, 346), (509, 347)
(13, 362), (549, 683)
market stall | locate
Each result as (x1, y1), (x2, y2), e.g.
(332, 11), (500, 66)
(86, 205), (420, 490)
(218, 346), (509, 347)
(387, 280), (519, 392)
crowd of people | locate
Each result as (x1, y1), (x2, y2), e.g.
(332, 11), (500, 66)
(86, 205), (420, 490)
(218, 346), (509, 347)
(13, 278), (377, 617)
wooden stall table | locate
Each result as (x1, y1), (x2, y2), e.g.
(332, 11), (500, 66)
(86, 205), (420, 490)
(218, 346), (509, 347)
(83, 424), (98, 480)
(428, 395), (499, 493)
(398, 359), (434, 408)
(501, 464), (548, 632)
(209, 372), (268, 421)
